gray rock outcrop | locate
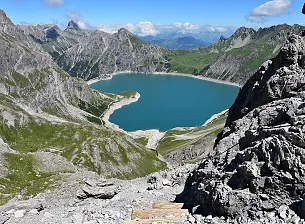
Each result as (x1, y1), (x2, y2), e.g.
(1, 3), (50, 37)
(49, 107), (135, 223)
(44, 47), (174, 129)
(77, 179), (118, 199)
(177, 34), (305, 222)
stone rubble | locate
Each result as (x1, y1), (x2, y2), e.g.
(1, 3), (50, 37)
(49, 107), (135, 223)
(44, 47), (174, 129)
(0, 166), (195, 224)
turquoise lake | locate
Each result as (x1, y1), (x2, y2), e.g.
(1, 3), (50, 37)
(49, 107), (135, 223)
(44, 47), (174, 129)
(90, 73), (240, 132)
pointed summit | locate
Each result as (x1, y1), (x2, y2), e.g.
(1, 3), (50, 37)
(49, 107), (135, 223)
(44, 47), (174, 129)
(65, 20), (81, 31)
(232, 26), (256, 38)
(0, 9), (13, 25)
(117, 28), (134, 40)
(118, 28), (133, 36)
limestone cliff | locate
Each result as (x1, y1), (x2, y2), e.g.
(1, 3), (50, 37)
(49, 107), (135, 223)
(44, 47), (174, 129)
(177, 33), (305, 222)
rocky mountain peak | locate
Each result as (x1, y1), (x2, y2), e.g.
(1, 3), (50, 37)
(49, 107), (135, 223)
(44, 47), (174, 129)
(46, 25), (61, 40)
(227, 34), (305, 124)
(0, 9), (14, 26)
(233, 26), (256, 37)
(219, 35), (227, 41)
(65, 20), (81, 31)
(117, 27), (133, 36)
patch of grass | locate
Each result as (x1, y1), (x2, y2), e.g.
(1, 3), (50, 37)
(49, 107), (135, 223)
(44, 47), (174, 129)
(130, 36), (145, 47)
(196, 113), (227, 132)
(134, 137), (149, 146)
(78, 98), (108, 118)
(27, 69), (48, 91)
(11, 70), (30, 88)
(163, 129), (190, 137)
(168, 51), (218, 74)
(228, 47), (253, 57)
(0, 119), (166, 180)
(210, 127), (224, 136)
(241, 44), (275, 71)
(54, 67), (70, 79)
(119, 90), (137, 98)
(156, 113), (227, 156)
(0, 77), (15, 86)
(0, 153), (59, 205)
(85, 115), (103, 125)
(157, 137), (193, 155)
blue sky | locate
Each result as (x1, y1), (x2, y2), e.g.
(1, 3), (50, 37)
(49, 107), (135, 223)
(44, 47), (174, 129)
(1, 0), (304, 36)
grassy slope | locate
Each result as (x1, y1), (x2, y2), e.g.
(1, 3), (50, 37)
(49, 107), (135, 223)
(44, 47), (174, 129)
(165, 25), (297, 82)
(0, 29), (166, 204)
(0, 117), (166, 178)
(0, 94), (166, 204)
(157, 113), (227, 155)
(167, 50), (218, 75)
(0, 153), (61, 205)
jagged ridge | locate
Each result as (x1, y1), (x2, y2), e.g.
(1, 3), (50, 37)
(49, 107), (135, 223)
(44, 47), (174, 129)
(177, 33), (305, 222)
(20, 22), (170, 80)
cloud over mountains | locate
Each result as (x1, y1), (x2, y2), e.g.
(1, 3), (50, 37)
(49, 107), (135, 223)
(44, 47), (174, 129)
(247, 0), (291, 22)
(97, 21), (233, 37)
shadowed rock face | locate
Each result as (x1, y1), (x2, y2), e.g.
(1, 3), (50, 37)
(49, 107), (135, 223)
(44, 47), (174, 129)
(65, 21), (81, 32)
(177, 34), (305, 222)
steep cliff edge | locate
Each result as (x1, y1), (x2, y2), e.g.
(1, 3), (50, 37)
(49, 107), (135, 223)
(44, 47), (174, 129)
(177, 34), (305, 222)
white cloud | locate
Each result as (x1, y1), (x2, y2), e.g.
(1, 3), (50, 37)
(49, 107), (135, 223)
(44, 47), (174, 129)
(247, 0), (291, 22)
(206, 25), (229, 33)
(173, 22), (200, 33)
(65, 11), (81, 21)
(246, 15), (264, 22)
(77, 21), (87, 29)
(98, 21), (159, 36)
(44, 0), (64, 6)
(98, 22), (230, 36)
(124, 21), (159, 36)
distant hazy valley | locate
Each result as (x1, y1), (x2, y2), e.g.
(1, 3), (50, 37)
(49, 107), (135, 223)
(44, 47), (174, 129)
(139, 36), (212, 50)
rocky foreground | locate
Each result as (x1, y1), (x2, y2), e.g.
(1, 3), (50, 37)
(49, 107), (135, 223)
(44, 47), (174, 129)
(176, 34), (305, 223)
(0, 165), (196, 224)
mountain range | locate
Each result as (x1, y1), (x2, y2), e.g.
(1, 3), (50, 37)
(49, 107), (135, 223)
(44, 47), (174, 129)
(19, 21), (304, 85)
(138, 29), (234, 45)
(19, 21), (168, 80)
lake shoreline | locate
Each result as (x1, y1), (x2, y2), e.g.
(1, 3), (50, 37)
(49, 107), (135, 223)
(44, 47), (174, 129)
(101, 92), (167, 149)
(101, 92), (141, 132)
(101, 91), (229, 150)
(87, 71), (241, 88)
(94, 71), (237, 150)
